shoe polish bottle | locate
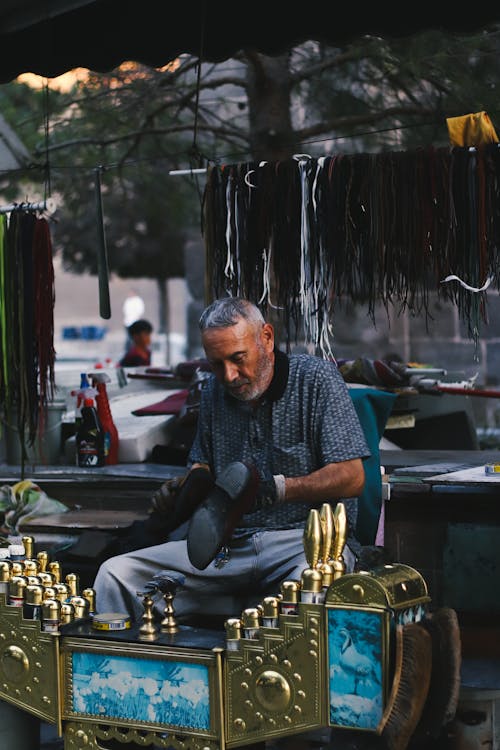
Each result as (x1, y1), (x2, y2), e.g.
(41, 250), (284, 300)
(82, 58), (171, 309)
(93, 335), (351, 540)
(225, 618), (242, 651)
(91, 372), (119, 465)
(23, 584), (43, 620)
(279, 580), (300, 615)
(76, 396), (105, 467)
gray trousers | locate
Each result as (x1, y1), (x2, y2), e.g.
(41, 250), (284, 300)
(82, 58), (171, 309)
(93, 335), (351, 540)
(93, 528), (356, 624)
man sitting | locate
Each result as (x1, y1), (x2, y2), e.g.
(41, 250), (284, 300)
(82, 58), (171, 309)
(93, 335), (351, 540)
(94, 297), (370, 623)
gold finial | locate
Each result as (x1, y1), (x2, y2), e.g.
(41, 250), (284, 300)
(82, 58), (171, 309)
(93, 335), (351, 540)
(70, 596), (89, 619)
(38, 572), (54, 587)
(48, 561), (61, 583)
(82, 588), (96, 615)
(160, 590), (178, 633)
(8, 576), (27, 605)
(22, 536), (34, 560)
(261, 596), (279, 627)
(241, 608), (260, 639)
(318, 503), (336, 587)
(319, 503), (334, 562)
(300, 568), (324, 603)
(23, 559), (38, 576)
(10, 562), (23, 577)
(53, 583), (69, 603)
(225, 617), (242, 649)
(137, 591), (158, 640)
(65, 573), (79, 597)
(41, 599), (61, 633)
(331, 502), (347, 579)
(60, 602), (75, 624)
(303, 508), (322, 569)
(0, 561), (10, 583)
(37, 551), (49, 572)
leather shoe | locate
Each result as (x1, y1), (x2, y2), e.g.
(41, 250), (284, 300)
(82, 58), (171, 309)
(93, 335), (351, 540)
(151, 466), (214, 537)
(169, 466), (214, 530)
(187, 461), (259, 569)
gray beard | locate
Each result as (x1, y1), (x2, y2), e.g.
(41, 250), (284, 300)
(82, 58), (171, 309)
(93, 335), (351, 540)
(228, 350), (274, 402)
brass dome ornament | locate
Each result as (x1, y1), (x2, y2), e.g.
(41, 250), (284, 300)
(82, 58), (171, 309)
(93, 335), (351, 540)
(254, 670), (292, 713)
(1, 644), (29, 681)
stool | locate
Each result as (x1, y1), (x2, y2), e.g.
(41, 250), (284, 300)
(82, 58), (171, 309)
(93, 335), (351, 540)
(447, 658), (500, 750)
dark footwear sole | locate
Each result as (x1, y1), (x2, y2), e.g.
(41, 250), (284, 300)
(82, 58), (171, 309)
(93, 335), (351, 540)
(186, 462), (255, 570)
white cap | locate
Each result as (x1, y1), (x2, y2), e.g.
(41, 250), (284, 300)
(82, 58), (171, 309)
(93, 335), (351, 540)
(8, 544), (25, 559)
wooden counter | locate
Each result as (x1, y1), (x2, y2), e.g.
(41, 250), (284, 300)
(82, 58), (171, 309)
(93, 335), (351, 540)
(383, 452), (500, 658)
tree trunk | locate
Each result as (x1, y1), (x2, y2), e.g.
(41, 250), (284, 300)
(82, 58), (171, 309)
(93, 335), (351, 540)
(245, 50), (296, 344)
(157, 277), (170, 365)
(245, 50), (295, 162)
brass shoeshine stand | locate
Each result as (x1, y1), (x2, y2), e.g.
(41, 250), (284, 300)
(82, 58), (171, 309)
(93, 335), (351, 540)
(0, 504), (430, 749)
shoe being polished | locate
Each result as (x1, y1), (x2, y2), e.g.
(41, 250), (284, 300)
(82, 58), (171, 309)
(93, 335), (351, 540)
(170, 466), (215, 530)
(151, 466), (215, 534)
(187, 461), (259, 570)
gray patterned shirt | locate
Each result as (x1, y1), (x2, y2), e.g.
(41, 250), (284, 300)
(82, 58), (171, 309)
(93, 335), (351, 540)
(188, 351), (370, 533)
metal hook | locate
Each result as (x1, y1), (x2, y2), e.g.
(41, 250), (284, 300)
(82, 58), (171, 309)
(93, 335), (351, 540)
(245, 169), (257, 188)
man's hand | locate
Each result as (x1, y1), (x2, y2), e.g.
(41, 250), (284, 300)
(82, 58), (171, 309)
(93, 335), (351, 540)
(151, 476), (186, 515)
(151, 465), (214, 535)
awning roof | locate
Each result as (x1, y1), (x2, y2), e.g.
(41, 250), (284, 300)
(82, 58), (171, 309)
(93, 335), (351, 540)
(0, 2), (499, 83)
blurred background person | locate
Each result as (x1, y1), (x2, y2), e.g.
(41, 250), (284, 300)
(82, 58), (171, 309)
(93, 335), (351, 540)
(119, 319), (153, 367)
(122, 288), (145, 347)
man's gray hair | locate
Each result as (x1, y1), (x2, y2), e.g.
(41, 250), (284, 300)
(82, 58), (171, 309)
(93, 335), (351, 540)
(199, 297), (265, 331)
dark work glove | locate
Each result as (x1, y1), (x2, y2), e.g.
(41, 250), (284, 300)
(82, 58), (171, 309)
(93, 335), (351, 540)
(151, 475), (186, 515)
(151, 466), (214, 534)
(253, 473), (278, 510)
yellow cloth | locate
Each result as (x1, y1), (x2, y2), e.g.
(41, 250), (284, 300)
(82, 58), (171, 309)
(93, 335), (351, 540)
(446, 111), (499, 147)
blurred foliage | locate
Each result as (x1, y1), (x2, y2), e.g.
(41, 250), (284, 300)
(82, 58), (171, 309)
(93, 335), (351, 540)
(1, 26), (500, 284)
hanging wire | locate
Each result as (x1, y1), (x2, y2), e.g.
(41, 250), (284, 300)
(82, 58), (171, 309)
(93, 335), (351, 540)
(42, 79), (52, 199)
(191, 0), (207, 156)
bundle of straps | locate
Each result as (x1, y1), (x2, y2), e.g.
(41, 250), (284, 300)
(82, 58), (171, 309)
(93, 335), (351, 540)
(202, 144), (500, 356)
(0, 210), (56, 465)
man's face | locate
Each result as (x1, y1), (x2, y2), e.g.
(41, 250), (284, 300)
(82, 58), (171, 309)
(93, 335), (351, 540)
(202, 318), (275, 402)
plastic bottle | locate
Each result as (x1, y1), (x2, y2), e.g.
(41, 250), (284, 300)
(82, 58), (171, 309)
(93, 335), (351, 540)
(71, 373), (95, 430)
(76, 397), (105, 467)
(91, 373), (119, 465)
